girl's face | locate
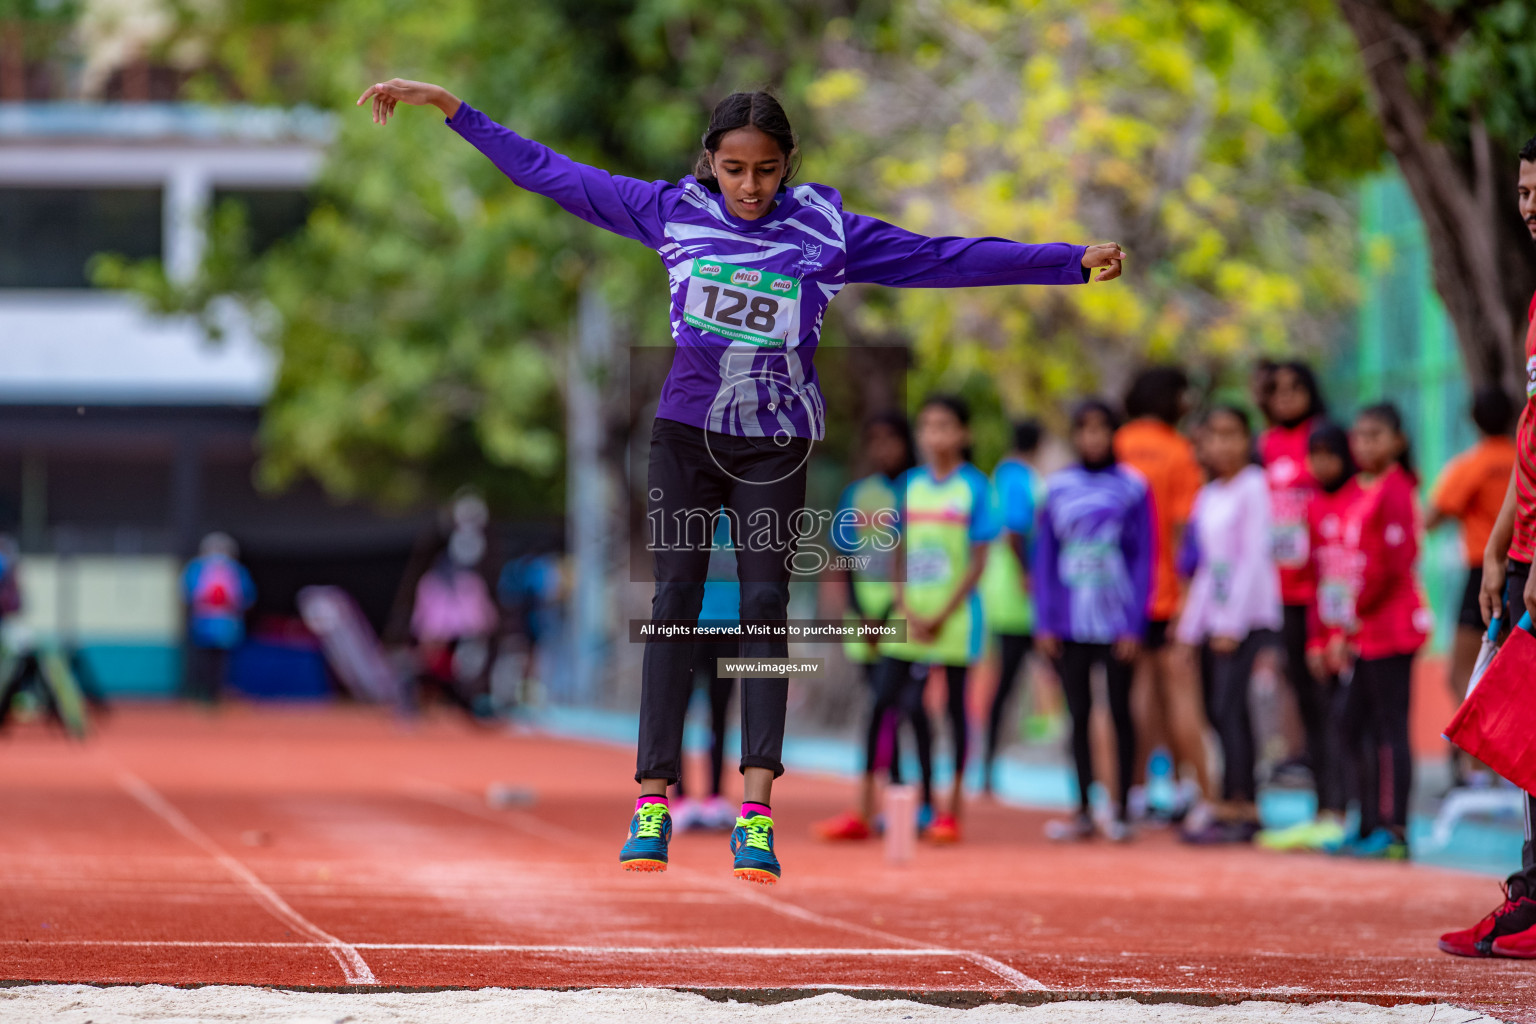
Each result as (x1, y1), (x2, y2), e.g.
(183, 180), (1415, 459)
(865, 423), (907, 478)
(1308, 449), (1345, 490)
(1350, 415), (1401, 474)
(916, 406), (966, 464)
(710, 127), (787, 221)
(1072, 410), (1114, 465)
(1269, 368), (1312, 425)
(1200, 411), (1250, 477)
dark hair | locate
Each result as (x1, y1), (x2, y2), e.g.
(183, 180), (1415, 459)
(694, 92), (798, 191)
(865, 411), (917, 477)
(920, 393), (970, 426)
(1202, 403), (1252, 437)
(1471, 386), (1516, 437)
(1357, 402), (1417, 482)
(1307, 420), (1356, 491)
(1263, 360), (1327, 422)
(918, 394), (973, 463)
(1252, 359), (1278, 421)
(1012, 418), (1043, 454)
(1070, 397), (1122, 433)
(1521, 136), (1536, 164)
(1123, 366), (1189, 426)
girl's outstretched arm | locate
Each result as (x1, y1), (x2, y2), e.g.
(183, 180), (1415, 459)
(842, 211), (1124, 288)
(358, 78), (672, 248)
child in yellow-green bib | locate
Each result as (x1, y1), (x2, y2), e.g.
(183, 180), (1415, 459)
(979, 419), (1044, 795)
(877, 396), (1001, 843)
(814, 414), (917, 843)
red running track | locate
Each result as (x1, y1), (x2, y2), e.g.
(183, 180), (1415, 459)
(0, 705), (1531, 1019)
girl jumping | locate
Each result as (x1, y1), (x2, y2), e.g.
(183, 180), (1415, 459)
(358, 79), (1123, 884)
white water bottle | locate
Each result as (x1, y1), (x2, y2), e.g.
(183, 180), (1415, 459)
(884, 784), (917, 865)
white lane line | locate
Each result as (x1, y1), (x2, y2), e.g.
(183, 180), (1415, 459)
(0, 940), (967, 956)
(404, 782), (1045, 993)
(723, 882), (1044, 992)
(116, 772), (378, 986)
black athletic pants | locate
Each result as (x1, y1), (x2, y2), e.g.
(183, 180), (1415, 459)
(983, 632), (1032, 785)
(1282, 604), (1341, 813)
(867, 657), (948, 806)
(1206, 632), (1274, 805)
(863, 661), (903, 784)
(636, 418), (808, 784)
(674, 640), (737, 799)
(184, 645), (229, 704)
(1055, 642), (1135, 819)
(1340, 653), (1413, 838)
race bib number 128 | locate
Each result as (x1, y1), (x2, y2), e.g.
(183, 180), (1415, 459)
(683, 259), (802, 348)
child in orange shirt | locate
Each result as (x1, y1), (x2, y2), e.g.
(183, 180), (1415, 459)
(1427, 387), (1517, 787)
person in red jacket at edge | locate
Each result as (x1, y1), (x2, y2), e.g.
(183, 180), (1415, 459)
(1258, 363), (1334, 810)
(1440, 136), (1536, 958)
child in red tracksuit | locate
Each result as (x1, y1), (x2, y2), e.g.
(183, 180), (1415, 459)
(1334, 403), (1431, 859)
(1273, 422), (1356, 853)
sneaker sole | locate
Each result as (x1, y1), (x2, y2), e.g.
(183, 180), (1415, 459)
(1437, 938), (1492, 957)
(1491, 941), (1536, 958)
(733, 867), (779, 885)
(621, 859), (667, 873)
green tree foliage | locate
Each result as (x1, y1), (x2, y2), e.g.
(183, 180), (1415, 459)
(804, 0), (1366, 453)
(98, 0), (1372, 498)
(1322, 0), (1536, 393)
(101, 0), (877, 510)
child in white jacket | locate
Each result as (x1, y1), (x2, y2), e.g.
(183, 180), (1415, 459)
(1177, 405), (1283, 844)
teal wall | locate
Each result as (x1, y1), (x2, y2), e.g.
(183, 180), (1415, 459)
(1325, 172), (1477, 654)
(77, 643), (181, 698)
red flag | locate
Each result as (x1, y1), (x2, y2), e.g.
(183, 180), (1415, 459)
(1446, 625), (1536, 793)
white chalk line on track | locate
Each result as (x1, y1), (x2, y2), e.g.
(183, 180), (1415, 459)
(404, 779), (1046, 993)
(0, 940), (975, 956)
(115, 772), (378, 986)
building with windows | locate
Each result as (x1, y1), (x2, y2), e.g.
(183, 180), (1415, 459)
(0, 103), (430, 696)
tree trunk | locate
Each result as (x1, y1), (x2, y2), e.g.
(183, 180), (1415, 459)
(1337, 0), (1536, 397)
(0, 22), (24, 101)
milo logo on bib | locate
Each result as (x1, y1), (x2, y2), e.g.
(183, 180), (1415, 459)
(683, 258), (802, 347)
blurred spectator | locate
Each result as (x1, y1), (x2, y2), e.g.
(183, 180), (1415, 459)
(1116, 366), (1209, 822)
(0, 534), (19, 628)
(1177, 406), (1282, 845)
(498, 549), (564, 704)
(413, 494), (498, 716)
(182, 533), (256, 705)
(980, 418), (1044, 794)
(1427, 386), (1518, 789)
(674, 511), (740, 832)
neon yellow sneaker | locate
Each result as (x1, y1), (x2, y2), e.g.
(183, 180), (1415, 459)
(731, 814), (780, 885)
(620, 802), (672, 872)
(1256, 818), (1345, 852)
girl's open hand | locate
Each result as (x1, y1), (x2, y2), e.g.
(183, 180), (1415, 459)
(1081, 243), (1126, 282)
(356, 79), (460, 124)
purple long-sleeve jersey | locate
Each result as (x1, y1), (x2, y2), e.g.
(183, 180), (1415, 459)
(448, 103), (1089, 439)
(1031, 464), (1153, 644)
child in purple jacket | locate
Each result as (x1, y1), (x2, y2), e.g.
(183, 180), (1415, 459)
(1034, 399), (1153, 842)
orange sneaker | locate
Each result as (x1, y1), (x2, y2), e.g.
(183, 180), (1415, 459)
(926, 813), (960, 844)
(813, 810), (873, 841)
